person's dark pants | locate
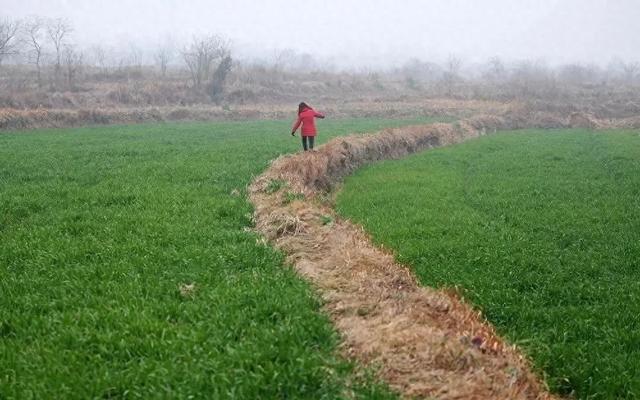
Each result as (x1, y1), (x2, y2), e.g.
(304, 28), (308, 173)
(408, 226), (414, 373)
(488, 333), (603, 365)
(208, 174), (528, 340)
(302, 136), (315, 151)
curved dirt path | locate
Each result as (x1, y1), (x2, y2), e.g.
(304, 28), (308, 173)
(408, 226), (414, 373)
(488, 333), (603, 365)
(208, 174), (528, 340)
(248, 114), (599, 399)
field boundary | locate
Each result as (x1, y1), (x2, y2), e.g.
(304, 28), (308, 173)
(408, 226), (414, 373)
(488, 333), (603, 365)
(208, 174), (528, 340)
(247, 112), (627, 398)
(0, 99), (504, 131)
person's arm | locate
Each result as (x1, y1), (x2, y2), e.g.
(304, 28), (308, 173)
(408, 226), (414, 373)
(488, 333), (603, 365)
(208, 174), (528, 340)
(314, 111), (325, 119)
(291, 116), (302, 135)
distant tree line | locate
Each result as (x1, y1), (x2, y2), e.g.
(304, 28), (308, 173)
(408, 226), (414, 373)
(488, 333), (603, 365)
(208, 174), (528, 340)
(394, 55), (640, 100)
(1, 14), (640, 108)
(0, 15), (234, 102)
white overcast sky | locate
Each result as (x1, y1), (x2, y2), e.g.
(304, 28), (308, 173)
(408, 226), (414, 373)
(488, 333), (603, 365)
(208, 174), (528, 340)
(3, 0), (640, 68)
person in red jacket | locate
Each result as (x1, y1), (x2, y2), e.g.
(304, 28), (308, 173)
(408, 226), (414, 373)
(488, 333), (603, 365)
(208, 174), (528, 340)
(291, 102), (325, 151)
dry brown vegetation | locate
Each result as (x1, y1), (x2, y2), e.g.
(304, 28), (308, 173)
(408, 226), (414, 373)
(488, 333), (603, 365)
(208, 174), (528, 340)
(0, 99), (505, 130)
(3, 96), (640, 131)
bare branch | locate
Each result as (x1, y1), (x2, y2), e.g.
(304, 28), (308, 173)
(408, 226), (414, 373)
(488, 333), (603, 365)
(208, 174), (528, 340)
(23, 17), (46, 87)
(442, 55), (462, 96)
(46, 17), (72, 78)
(621, 62), (640, 84)
(182, 34), (230, 89)
(87, 45), (106, 69)
(155, 40), (174, 78)
(63, 44), (83, 89)
(0, 17), (21, 64)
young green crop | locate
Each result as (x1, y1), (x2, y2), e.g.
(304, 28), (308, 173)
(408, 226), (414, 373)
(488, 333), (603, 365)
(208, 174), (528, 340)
(336, 129), (640, 399)
(0, 117), (442, 399)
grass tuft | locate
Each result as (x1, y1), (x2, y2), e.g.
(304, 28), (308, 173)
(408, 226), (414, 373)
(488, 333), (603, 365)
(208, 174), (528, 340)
(265, 179), (287, 194)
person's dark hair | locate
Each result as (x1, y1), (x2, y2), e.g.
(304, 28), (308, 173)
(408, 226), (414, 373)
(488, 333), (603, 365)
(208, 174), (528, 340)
(298, 102), (311, 115)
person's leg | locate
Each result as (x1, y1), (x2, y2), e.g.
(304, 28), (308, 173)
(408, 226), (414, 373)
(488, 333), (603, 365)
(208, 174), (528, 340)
(302, 136), (308, 151)
(309, 136), (315, 150)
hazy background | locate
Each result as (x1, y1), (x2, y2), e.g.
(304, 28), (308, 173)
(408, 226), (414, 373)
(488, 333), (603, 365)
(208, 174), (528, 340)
(4, 0), (640, 69)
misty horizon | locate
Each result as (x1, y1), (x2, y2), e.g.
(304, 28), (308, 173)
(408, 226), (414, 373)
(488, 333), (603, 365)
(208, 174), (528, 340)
(3, 0), (640, 70)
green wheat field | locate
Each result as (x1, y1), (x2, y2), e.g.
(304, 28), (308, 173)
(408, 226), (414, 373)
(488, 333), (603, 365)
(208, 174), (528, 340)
(336, 129), (640, 399)
(1, 118), (443, 399)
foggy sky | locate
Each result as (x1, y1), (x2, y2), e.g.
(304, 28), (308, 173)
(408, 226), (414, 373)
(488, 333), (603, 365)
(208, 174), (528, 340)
(4, 0), (640, 68)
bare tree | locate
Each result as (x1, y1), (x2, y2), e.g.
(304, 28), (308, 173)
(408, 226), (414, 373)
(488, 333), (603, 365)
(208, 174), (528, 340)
(0, 17), (21, 65)
(297, 53), (318, 71)
(509, 60), (556, 98)
(155, 41), (174, 78)
(23, 17), (46, 87)
(127, 42), (143, 69)
(400, 58), (441, 84)
(485, 56), (506, 82)
(88, 45), (106, 69)
(63, 44), (82, 89)
(442, 55), (462, 96)
(182, 34), (229, 89)
(621, 61), (640, 85)
(273, 48), (295, 70)
(46, 18), (72, 85)
(558, 64), (593, 86)
(270, 48), (295, 83)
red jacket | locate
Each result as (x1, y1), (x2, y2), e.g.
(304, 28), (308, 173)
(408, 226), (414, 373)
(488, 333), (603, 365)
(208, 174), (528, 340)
(292, 107), (325, 136)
